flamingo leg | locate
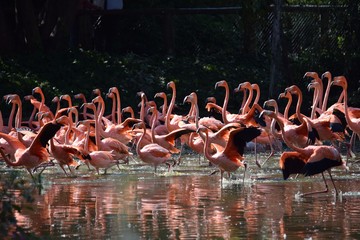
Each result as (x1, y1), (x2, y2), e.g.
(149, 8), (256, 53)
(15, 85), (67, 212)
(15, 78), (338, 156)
(33, 160), (55, 175)
(242, 163), (248, 184)
(327, 170), (339, 196)
(60, 164), (69, 176)
(176, 142), (185, 165)
(301, 172), (329, 197)
(220, 170), (224, 187)
(253, 138), (261, 168)
(260, 135), (275, 167)
(67, 164), (75, 175)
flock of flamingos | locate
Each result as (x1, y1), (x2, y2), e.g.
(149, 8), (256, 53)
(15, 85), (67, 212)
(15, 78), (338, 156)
(0, 71), (359, 197)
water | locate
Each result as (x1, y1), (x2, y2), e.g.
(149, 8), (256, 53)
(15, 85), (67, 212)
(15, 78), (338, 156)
(2, 154), (360, 239)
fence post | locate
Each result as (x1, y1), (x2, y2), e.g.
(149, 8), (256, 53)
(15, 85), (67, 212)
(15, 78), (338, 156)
(269, 0), (283, 98)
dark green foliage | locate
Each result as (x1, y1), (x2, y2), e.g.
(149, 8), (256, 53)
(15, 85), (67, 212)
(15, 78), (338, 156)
(0, 50), (269, 118)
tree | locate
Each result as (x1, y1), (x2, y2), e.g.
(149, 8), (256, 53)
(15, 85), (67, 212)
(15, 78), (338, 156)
(0, 0), (80, 54)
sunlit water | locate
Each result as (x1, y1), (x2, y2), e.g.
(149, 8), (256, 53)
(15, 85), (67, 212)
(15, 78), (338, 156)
(2, 152), (360, 239)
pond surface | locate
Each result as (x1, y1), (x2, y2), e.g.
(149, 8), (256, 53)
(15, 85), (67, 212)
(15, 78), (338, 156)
(3, 153), (360, 239)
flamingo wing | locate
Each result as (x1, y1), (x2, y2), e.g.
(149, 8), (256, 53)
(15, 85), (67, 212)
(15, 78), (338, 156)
(164, 128), (195, 143)
(303, 157), (343, 176)
(279, 151), (307, 180)
(0, 132), (27, 150)
(142, 143), (171, 158)
(29, 121), (62, 151)
(225, 126), (261, 156)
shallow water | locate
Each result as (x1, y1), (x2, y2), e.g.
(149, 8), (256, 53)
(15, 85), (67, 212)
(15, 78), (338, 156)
(2, 153), (360, 239)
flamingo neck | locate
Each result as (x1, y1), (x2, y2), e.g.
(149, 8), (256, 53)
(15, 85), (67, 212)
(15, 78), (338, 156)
(162, 97), (168, 116)
(271, 113), (305, 154)
(150, 109), (158, 142)
(294, 90), (304, 123)
(241, 90), (247, 111)
(283, 95), (292, 120)
(116, 90), (121, 124)
(322, 76), (332, 111)
(252, 85), (260, 107)
(166, 86), (176, 131)
(221, 84), (230, 124)
(136, 124), (146, 155)
(202, 130), (214, 162)
(342, 86), (354, 129)
(310, 87), (320, 119)
(8, 103), (16, 129)
(15, 101), (22, 129)
(140, 97), (146, 123)
(0, 147), (21, 167)
(242, 86), (253, 115)
(110, 96), (116, 124)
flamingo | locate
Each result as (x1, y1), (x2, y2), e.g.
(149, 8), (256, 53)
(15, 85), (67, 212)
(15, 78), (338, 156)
(133, 121), (173, 172)
(122, 106), (135, 119)
(2, 94), (18, 132)
(332, 76), (360, 154)
(304, 72), (323, 114)
(94, 95), (139, 145)
(260, 110), (346, 196)
(32, 86), (54, 119)
(106, 91), (118, 124)
(234, 84), (248, 114)
(197, 124), (261, 184)
(108, 87), (122, 124)
(0, 117), (64, 179)
(23, 95), (42, 129)
(78, 119), (119, 174)
(148, 106), (194, 154)
(204, 96), (224, 122)
(165, 81), (185, 132)
(284, 85), (344, 144)
(48, 116), (83, 176)
(154, 92), (168, 123)
(278, 91), (293, 120)
(85, 101), (132, 163)
(74, 93), (90, 120)
(216, 80), (275, 167)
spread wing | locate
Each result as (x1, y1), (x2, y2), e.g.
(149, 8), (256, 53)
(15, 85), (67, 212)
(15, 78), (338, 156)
(29, 121), (62, 151)
(225, 126), (261, 156)
(0, 132), (27, 150)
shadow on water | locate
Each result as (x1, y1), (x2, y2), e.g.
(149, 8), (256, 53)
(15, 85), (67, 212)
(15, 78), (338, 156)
(2, 153), (360, 239)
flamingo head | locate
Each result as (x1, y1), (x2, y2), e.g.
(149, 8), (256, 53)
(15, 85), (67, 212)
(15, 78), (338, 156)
(284, 85), (300, 95)
(32, 86), (42, 95)
(24, 95), (35, 101)
(92, 88), (101, 96)
(263, 99), (277, 109)
(259, 110), (276, 120)
(52, 96), (59, 103)
(303, 72), (319, 79)
(154, 92), (166, 99)
(236, 81), (251, 92)
(321, 71), (331, 80)
(74, 93), (85, 100)
(215, 80), (227, 89)
(60, 94), (71, 102)
(183, 92), (197, 105)
(106, 92), (115, 99)
(167, 81), (175, 89)
(332, 76), (348, 89)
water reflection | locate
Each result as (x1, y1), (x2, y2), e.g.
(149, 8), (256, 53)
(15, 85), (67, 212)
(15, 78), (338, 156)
(4, 158), (360, 239)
